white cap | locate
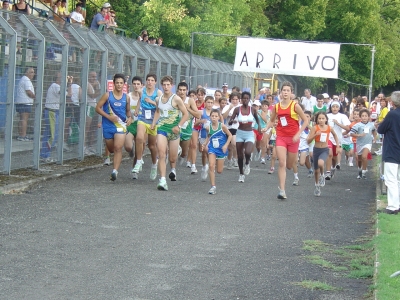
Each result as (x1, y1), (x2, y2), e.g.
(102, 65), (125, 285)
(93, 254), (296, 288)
(103, 2), (111, 8)
(222, 83), (228, 87)
(322, 93), (330, 99)
(253, 100), (261, 106)
(331, 101), (341, 107)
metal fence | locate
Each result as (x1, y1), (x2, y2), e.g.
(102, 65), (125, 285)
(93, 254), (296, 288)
(0, 12), (257, 174)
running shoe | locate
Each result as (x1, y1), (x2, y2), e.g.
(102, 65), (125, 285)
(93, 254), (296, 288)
(335, 164), (341, 170)
(362, 170), (367, 180)
(277, 188), (287, 199)
(169, 169), (177, 181)
(157, 178), (168, 191)
(132, 160), (143, 173)
(268, 167), (274, 174)
(325, 171), (331, 180)
(191, 165), (198, 174)
(307, 170), (314, 178)
(104, 157), (111, 166)
(319, 175), (325, 187)
(244, 164), (250, 175)
(348, 161), (354, 167)
(292, 178), (299, 186)
(233, 159), (238, 168)
(238, 174), (245, 182)
(201, 165), (209, 181)
(227, 159), (233, 169)
(186, 161), (192, 168)
(255, 151), (261, 161)
(110, 170), (118, 181)
(266, 155), (271, 161)
(314, 185), (321, 197)
(132, 172), (138, 180)
(178, 145), (182, 157)
(150, 165), (158, 180)
(208, 186), (217, 195)
(260, 158), (266, 164)
(330, 168), (335, 179)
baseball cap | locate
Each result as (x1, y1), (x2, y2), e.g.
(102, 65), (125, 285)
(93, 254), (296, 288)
(222, 83), (228, 87)
(102, 2), (111, 8)
(322, 93), (330, 99)
(253, 100), (261, 106)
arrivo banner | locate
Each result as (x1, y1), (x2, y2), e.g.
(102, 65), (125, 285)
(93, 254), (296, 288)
(107, 80), (128, 93)
(234, 37), (341, 79)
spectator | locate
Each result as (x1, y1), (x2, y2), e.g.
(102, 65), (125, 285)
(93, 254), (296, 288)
(139, 30), (147, 41)
(300, 88), (316, 112)
(356, 96), (367, 109)
(58, 0), (70, 22)
(1, 0), (11, 21)
(40, 73), (63, 161)
(339, 92), (349, 112)
(232, 86), (241, 93)
(149, 37), (157, 45)
(255, 88), (266, 100)
(49, 0), (61, 21)
(15, 67), (35, 141)
(142, 34), (149, 43)
(157, 37), (163, 46)
(108, 10), (117, 27)
(102, 2), (111, 22)
(90, 7), (107, 31)
(70, 3), (85, 25)
(377, 91), (400, 214)
(12, 0), (30, 14)
(85, 71), (101, 155)
(222, 83), (229, 99)
(323, 93), (331, 108)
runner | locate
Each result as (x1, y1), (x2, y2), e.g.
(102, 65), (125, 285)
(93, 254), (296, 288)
(325, 101), (350, 180)
(313, 94), (327, 115)
(124, 76), (142, 179)
(306, 111), (341, 196)
(189, 87), (206, 174)
(350, 109), (377, 179)
(267, 119), (278, 174)
(132, 74), (162, 180)
(265, 81), (309, 199)
(342, 109), (360, 167)
(259, 100), (270, 164)
(177, 82), (201, 166)
(222, 92), (241, 169)
(202, 109), (232, 194)
(228, 91), (261, 182)
(95, 73), (131, 181)
(151, 76), (188, 190)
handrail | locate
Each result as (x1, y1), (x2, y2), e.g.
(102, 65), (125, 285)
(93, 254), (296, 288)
(35, 0), (67, 23)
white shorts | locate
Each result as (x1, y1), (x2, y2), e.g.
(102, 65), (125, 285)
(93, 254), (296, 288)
(357, 143), (372, 155)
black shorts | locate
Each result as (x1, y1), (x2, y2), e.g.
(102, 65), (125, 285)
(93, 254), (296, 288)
(229, 128), (237, 136)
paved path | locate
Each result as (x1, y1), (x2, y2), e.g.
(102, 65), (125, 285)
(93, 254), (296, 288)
(0, 156), (375, 299)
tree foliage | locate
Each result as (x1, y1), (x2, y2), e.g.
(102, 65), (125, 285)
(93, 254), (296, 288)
(105, 0), (400, 92)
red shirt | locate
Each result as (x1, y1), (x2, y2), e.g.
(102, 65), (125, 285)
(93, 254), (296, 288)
(275, 101), (299, 137)
(193, 101), (205, 131)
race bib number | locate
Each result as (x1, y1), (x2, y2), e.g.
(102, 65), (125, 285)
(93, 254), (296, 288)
(145, 110), (152, 119)
(212, 138), (219, 148)
(116, 127), (123, 132)
(363, 126), (369, 133)
(320, 133), (327, 142)
(241, 115), (249, 124)
(280, 116), (288, 127)
(163, 109), (169, 117)
(181, 121), (188, 129)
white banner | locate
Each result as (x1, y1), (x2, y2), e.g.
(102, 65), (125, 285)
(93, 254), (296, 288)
(234, 38), (341, 79)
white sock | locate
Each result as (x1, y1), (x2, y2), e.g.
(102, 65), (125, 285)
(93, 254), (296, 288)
(348, 157), (353, 164)
(294, 173), (298, 179)
(171, 168), (176, 172)
(152, 163), (157, 168)
(160, 176), (166, 181)
(112, 169), (118, 174)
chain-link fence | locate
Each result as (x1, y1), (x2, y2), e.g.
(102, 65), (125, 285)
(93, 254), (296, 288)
(0, 12), (260, 174)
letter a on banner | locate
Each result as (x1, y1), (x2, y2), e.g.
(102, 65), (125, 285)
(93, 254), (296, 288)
(234, 37), (341, 79)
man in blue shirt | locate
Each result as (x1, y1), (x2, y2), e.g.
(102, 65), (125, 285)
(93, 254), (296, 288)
(90, 7), (107, 31)
(377, 91), (400, 214)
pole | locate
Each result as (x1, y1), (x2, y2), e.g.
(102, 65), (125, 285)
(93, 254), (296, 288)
(189, 32), (194, 91)
(369, 45), (376, 102)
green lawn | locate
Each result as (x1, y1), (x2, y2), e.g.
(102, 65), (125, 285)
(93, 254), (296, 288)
(375, 194), (400, 299)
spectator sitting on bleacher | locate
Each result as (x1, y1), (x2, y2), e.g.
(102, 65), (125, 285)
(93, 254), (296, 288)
(149, 37), (157, 45)
(58, 0), (70, 22)
(12, 0), (30, 14)
(1, 0), (10, 20)
(157, 37), (163, 46)
(142, 34), (149, 43)
(90, 7), (107, 31)
(70, 3), (85, 25)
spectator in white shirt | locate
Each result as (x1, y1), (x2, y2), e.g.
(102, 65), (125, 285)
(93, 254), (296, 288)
(70, 3), (85, 25)
(300, 89), (316, 112)
(15, 68), (35, 141)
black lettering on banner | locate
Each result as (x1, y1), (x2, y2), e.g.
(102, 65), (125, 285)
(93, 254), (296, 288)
(293, 54), (297, 69)
(256, 52), (264, 68)
(322, 56), (336, 71)
(273, 53), (281, 69)
(240, 52), (248, 66)
(307, 56), (320, 70)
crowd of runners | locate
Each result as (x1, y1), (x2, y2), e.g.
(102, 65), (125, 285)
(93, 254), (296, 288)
(95, 73), (392, 199)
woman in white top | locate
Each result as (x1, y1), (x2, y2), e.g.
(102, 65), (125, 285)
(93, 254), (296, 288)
(222, 92), (240, 169)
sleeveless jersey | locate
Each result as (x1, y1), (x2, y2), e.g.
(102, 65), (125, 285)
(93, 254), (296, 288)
(237, 106), (255, 126)
(193, 101), (205, 131)
(129, 92), (139, 121)
(138, 88), (159, 124)
(181, 97), (193, 134)
(275, 100), (299, 137)
(314, 124), (331, 143)
(102, 92), (127, 132)
(157, 94), (180, 132)
(208, 122), (228, 157)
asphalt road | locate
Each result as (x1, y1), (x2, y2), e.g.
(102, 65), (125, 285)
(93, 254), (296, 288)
(0, 155), (376, 300)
